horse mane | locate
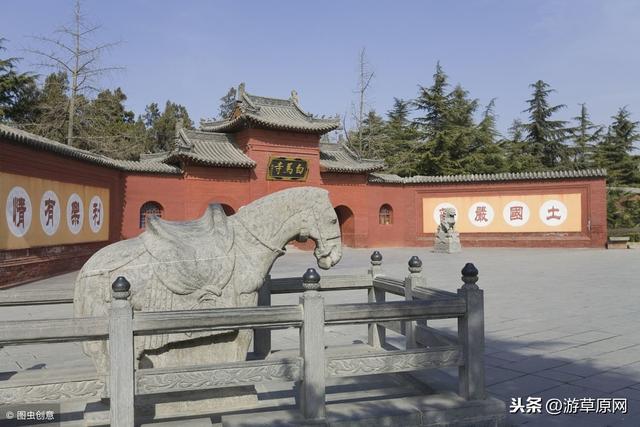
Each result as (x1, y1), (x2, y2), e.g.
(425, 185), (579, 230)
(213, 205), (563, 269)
(235, 187), (330, 243)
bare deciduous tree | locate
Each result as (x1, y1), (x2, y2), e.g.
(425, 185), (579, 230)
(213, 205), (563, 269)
(27, 0), (122, 146)
(344, 48), (375, 157)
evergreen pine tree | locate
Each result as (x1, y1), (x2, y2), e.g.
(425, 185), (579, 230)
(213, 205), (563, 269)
(218, 87), (237, 119)
(413, 66), (479, 176)
(358, 110), (387, 158)
(523, 80), (569, 168)
(143, 102), (160, 128)
(595, 107), (639, 185)
(463, 99), (506, 174)
(570, 103), (602, 169)
(28, 72), (69, 141)
(80, 87), (146, 159)
(381, 98), (420, 176)
(413, 62), (449, 138)
(443, 84), (478, 163)
(387, 97), (411, 129)
(0, 39), (39, 122)
(145, 100), (194, 152)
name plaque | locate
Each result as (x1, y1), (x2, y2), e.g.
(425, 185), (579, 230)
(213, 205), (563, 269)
(267, 156), (309, 181)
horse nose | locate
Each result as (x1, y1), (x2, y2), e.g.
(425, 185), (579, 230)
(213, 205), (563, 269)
(330, 245), (342, 265)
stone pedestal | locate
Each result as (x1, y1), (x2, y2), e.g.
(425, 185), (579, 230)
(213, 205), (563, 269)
(434, 231), (461, 253)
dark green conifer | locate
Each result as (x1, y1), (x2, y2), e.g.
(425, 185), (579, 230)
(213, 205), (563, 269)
(522, 80), (569, 168)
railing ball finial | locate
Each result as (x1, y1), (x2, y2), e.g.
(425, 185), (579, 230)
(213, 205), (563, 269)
(111, 276), (131, 299)
(408, 255), (422, 273)
(370, 250), (382, 265)
(302, 267), (321, 291)
(461, 263), (479, 289)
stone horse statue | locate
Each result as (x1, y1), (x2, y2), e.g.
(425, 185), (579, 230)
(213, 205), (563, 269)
(74, 187), (342, 375)
(434, 207), (461, 253)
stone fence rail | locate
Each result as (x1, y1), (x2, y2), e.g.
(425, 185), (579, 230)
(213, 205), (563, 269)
(0, 252), (487, 426)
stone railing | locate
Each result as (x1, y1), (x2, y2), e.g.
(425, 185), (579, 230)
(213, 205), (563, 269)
(0, 252), (486, 426)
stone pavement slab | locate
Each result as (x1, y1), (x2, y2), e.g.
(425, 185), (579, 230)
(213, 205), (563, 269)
(500, 355), (573, 375)
(486, 374), (563, 400)
(533, 369), (584, 383)
(1, 246), (639, 426)
(570, 371), (640, 393)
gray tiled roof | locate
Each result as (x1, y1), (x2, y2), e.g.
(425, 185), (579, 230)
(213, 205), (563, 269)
(0, 124), (181, 174)
(366, 172), (405, 183)
(369, 169), (607, 184)
(319, 142), (385, 173)
(200, 84), (340, 134)
(160, 129), (256, 168)
(139, 151), (170, 162)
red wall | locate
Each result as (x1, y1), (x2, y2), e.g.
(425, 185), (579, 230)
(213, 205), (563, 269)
(1, 128), (608, 287)
(119, 129), (608, 249)
(410, 179), (607, 248)
(0, 140), (125, 287)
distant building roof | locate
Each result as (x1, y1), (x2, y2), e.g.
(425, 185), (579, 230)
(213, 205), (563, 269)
(200, 83), (340, 134)
(369, 169), (607, 184)
(148, 129), (256, 168)
(0, 124), (181, 174)
(319, 142), (385, 173)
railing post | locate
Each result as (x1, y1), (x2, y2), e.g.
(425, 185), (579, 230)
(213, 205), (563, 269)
(109, 276), (135, 426)
(368, 251), (386, 348)
(254, 274), (272, 357)
(405, 256), (423, 349)
(457, 263), (486, 400)
(299, 268), (326, 422)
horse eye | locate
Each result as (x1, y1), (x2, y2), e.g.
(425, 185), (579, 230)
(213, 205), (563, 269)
(331, 218), (337, 224)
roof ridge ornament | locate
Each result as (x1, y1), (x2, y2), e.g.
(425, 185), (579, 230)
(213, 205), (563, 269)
(238, 82), (258, 111)
(175, 118), (184, 137)
(173, 119), (193, 152)
(237, 82), (246, 100)
(290, 89), (299, 105)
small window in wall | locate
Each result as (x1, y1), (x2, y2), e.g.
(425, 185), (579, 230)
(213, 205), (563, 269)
(379, 204), (393, 225)
(140, 202), (163, 228)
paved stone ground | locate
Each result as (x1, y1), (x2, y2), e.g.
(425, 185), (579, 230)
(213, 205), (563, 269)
(1, 247), (639, 426)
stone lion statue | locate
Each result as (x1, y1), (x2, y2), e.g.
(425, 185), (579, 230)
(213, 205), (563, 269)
(74, 187), (342, 375)
(434, 207), (461, 253)
(439, 207), (457, 234)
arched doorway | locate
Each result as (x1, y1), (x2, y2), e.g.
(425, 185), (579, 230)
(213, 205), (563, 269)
(334, 205), (355, 247)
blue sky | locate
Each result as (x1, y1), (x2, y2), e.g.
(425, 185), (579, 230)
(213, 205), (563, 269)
(2, 0), (640, 136)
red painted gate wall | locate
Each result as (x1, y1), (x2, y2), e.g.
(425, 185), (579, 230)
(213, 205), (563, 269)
(1, 126), (608, 288)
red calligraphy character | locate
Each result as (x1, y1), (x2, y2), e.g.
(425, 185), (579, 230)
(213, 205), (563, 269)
(546, 206), (561, 221)
(439, 208), (447, 223)
(474, 206), (488, 222)
(71, 201), (81, 225)
(92, 202), (101, 225)
(510, 206), (523, 221)
(44, 198), (56, 226)
(13, 197), (27, 228)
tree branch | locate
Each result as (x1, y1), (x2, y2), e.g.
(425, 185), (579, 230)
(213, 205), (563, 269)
(26, 49), (73, 73)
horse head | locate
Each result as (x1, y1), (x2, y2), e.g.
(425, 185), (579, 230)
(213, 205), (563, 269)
(297, 189), (342, 270)
(235, 187), (343, 270)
